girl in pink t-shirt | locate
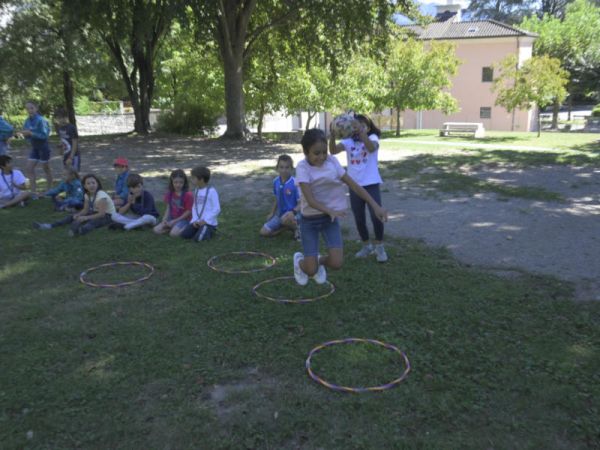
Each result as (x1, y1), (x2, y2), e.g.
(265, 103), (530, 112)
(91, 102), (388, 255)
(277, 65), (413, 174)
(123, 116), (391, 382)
(153, 169), (193, 237)
(293, 129), (388, 286)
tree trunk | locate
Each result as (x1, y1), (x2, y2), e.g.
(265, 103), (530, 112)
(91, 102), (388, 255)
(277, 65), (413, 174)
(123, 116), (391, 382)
(136, 56), (154, 134)
(551, 99), (559, 129)
(537, 108), (541, 138)
(62, 70), (77, 127)
(305, 111), (316, 130)
(257, 99), (265, 140)
(567, 96), (572, 121)
(222, 56), (246, 139)
(395, 109), (401, 137)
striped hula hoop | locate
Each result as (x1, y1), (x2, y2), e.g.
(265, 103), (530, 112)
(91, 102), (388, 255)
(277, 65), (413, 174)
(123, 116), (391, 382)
(305, 338), (410, 393)
(252, 276), (335, 304)
(207, 251), (276, 274)
(79, 261), (155, 288)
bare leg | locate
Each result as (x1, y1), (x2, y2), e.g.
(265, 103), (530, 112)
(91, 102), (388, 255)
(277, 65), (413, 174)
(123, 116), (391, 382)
(41, 162), (53, 189)
(26, 160), (38, 193)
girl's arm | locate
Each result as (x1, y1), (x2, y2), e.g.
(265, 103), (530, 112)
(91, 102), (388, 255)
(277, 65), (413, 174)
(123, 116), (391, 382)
(171, 209), (191, 224)
(328, 133), (345, 155)
(80, 198), (108, 221)
(341, 174), (388, 222)
(74, 197), (89, 219)
(162, 204), (171, 224)
(358, 131), (378, 153)
(298, 182), (345, 222)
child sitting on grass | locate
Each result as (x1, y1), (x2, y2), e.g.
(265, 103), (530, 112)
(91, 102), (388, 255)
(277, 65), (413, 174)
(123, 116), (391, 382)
(0, 155), (31, 209)
(112, 157), (129, 207)
(33, 174), (115, 236)
(293, 129), (387, 286)
(42, 167), (84, 211)
(110, 173), (159, 230)
(153, 169), (193, 237)
(181, 166), (220, 242)
(260, 154), (301, 240)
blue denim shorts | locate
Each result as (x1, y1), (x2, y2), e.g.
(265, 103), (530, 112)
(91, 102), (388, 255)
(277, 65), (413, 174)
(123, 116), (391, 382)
(29, 141), (51, 162)
(263, 212), (301, 232)
(300, 214), (343, 257)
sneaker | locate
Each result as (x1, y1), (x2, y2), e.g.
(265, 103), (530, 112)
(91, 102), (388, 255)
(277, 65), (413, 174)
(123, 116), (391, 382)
(68, 229), (76, 237)
(108, 222), (125, 231)
(313, 264), (327, 284)
(32, 222), (52, 230)
(30, 194), (39, 200)
(293, 252), (308, 286)
(375, 244), (388, 263)
(355, 243), (374, 258)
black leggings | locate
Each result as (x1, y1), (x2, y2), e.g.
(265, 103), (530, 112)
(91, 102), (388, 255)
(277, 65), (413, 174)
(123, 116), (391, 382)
(51, 213), (112, 235)
(349, 183), (384, 242)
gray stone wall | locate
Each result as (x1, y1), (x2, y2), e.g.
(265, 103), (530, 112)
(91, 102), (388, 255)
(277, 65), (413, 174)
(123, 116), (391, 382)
(75, 111), (160, 136)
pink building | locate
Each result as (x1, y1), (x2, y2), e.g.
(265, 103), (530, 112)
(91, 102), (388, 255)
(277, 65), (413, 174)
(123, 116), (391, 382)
(402, 5), (538, 131)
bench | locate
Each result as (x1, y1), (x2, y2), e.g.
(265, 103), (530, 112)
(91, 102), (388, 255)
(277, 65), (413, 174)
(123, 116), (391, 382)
(439, 122), (485, 138)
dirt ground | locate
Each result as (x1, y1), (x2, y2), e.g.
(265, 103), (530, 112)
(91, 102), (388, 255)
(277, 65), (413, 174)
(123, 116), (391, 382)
(12, 133), (600, 301)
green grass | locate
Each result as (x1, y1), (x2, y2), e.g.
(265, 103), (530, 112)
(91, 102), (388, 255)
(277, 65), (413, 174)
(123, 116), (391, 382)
(1, 199), (600, 449)
(381, 129), (600, 151)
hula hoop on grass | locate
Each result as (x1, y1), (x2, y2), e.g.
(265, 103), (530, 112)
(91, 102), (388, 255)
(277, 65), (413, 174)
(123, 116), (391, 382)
(79, 261), (155, 288)
(305, 338), (410, 393)
(252, 276), (335, 304)
(207, 251), (276, 274)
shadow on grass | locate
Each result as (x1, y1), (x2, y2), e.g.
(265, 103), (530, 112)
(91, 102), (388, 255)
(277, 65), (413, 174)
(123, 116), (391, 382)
(380, 151), (575, 201)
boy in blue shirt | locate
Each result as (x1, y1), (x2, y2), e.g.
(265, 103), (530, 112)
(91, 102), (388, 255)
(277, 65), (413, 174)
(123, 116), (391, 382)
(112, 157), (129, 207)
(0, 110), (14, 155)
(42, 167), (84, 211)
(22, 101), (52, 193)
(260, 154), (301, 240)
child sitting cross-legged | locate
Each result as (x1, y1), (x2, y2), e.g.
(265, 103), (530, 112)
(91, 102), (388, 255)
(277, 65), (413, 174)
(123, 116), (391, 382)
(260, 154), (301, 240)
(180, 166), (220, 242)
(110, 173), (159, 230)
(42, 167), (84, 211)
(0, 155), (32, 209)
(33, 174), (115, 236)
(153, 169), (193, 237)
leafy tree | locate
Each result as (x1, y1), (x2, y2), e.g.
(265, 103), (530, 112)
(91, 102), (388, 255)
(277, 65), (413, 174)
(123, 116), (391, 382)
(190, 0), (410, 139)
(154, 21), (224, 134)
(0, 0), (107, 124)
(521, 0), (600, 125)
(493, 54), (568, 136)
(67, 0), (180, 134)
(466, 0), (533, 23)
(385, 38), (460, 136)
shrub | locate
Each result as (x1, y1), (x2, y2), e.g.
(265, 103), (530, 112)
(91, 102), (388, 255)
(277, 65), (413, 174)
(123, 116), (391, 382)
(156, 102), (220, 135)
(591, 104), (600, 117)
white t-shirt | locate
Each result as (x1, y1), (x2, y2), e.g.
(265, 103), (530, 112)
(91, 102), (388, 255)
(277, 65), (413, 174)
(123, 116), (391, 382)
(295, 155), (347, 217)
(0, 169), (26, 199)
(191, 186), (220, 226)
(340, 134), (382, 186)
(85, 190), (116, 215)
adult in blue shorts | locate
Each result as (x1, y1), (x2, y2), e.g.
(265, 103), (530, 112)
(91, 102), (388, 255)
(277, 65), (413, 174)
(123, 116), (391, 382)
(22, 101), (53, 194)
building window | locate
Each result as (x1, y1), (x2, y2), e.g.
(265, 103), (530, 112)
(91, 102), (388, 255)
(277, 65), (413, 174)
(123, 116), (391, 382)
(482, 67), (493, 82)
(480, 107), (491, 119)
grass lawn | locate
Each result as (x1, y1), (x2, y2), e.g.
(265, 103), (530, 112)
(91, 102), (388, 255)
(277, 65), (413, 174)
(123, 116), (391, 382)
(2, 199), (600, 449)
(381, 129), (600, 152)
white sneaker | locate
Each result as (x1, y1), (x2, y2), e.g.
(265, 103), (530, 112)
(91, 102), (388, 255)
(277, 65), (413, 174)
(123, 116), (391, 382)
(293, 252), (308, 286)
(355, 243), (374, 258)
(375, 244), (388, 263)
(33, 222), (52, 230)
(313, 264), (327, 284)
